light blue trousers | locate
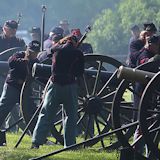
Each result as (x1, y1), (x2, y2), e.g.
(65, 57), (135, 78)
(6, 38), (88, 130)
(32, 81), (78, 147)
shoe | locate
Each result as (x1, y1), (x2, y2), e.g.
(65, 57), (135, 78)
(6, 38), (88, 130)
(45, 139), (55, 146)
(31, 143), (39, 149)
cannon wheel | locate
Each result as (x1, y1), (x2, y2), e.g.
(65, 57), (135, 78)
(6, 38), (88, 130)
(20, 54), (123, 148)
(112, 61), (160, 156)
(0, 47), (25, 61)
(139, 72), (160, 159)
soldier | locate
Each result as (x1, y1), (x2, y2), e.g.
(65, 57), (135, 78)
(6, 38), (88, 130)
(126, 25), (140, 65)
(133, 35), (160, 158)
(29, 27), (41, 43)
(0, 20), (26, 132)
(0, 40), (40, 134)
(71, 28), (93, 54)
(44, 26), (63, 50)
(128, 23), (157, 68)
(31, 35), (84, 149)
(0, 20), (25, 53)
(59, 19), (70, 36)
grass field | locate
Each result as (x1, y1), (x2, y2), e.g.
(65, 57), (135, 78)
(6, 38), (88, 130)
(0, 132), (119, 160)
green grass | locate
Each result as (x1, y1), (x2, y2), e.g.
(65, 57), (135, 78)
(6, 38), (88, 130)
(0, 133), (119, 160)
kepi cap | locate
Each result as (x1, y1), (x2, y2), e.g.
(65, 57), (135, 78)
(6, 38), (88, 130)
(147, 35), (159, 44)
(4, 20), (18, 29)
(29, 27), (41, 34)
(28, 40), (41, 52)
(50, 26), (64, 35)
(144, 23), (157, 32)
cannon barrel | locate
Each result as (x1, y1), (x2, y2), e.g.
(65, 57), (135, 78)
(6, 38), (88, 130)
(32, 63), (118, 85)
(32, 63), (51, 79)
(117, 65), (155, 83)
(32, 63), (113, 79)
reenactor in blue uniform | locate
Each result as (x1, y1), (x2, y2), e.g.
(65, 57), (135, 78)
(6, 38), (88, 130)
(0, 40), (40, 130)
(31, 35), (84, 149)
(29, 27), (41, 43)
(0, 20), (25, 53)
(59, 20), (70, 36)
(44, 26), (64, 50)
(133, 35), (160, 158)
(0, 20), (26, 132)
(128, 23), (157, 68)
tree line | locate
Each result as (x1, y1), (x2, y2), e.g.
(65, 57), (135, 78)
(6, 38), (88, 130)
(1, 0), (159, 56)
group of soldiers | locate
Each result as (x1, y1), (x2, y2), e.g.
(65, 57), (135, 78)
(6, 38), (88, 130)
(0, 19), (93, 149)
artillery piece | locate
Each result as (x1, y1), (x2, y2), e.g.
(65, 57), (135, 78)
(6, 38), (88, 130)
(112, 61), (160, 160)
(26, 58), (158, 160)
(19, 54), (160, 160)
(15, 55), (160, 160)
(17, 54), (128, 151)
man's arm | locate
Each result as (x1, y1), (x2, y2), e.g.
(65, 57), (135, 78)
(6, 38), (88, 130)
(8, 52), (27, 68)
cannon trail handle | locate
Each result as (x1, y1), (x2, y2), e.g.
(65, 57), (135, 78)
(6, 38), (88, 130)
(117, 66), (155, 84)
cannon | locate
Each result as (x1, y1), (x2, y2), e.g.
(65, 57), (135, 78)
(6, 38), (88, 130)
(25, 58), (157, 160)
(10, 52), (160, 160)
(117, 64), (160, 159)
(112, 60), (160, 159)
(18, 54), (127, 150)
(18, 56), (160, 160)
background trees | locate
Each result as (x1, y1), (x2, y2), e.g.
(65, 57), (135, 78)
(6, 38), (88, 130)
(0, 0), (160, 56)
(87, 0), (160, 55)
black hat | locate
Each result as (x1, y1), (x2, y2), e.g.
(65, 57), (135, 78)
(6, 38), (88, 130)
(29, 27), (41, 34)
(130, 25), (139, 31)
(144, 23), (157, 32)
(148, 35), (159, 44)
(28, 40), (41, 52)
(50, 26), (64, 35)
(51, 34), (63, 42)
(4, 20), (18, 29)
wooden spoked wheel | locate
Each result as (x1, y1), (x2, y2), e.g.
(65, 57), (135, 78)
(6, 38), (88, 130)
(112, 61), (160, 157)
(20, 54), (123, 148)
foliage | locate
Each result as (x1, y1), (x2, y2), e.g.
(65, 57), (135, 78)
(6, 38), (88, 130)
(87, 9), (125, 55)
(87, 0), (160, 55)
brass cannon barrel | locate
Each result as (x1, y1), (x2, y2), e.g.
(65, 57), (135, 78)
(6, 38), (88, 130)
(117, 65), (155, 83)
